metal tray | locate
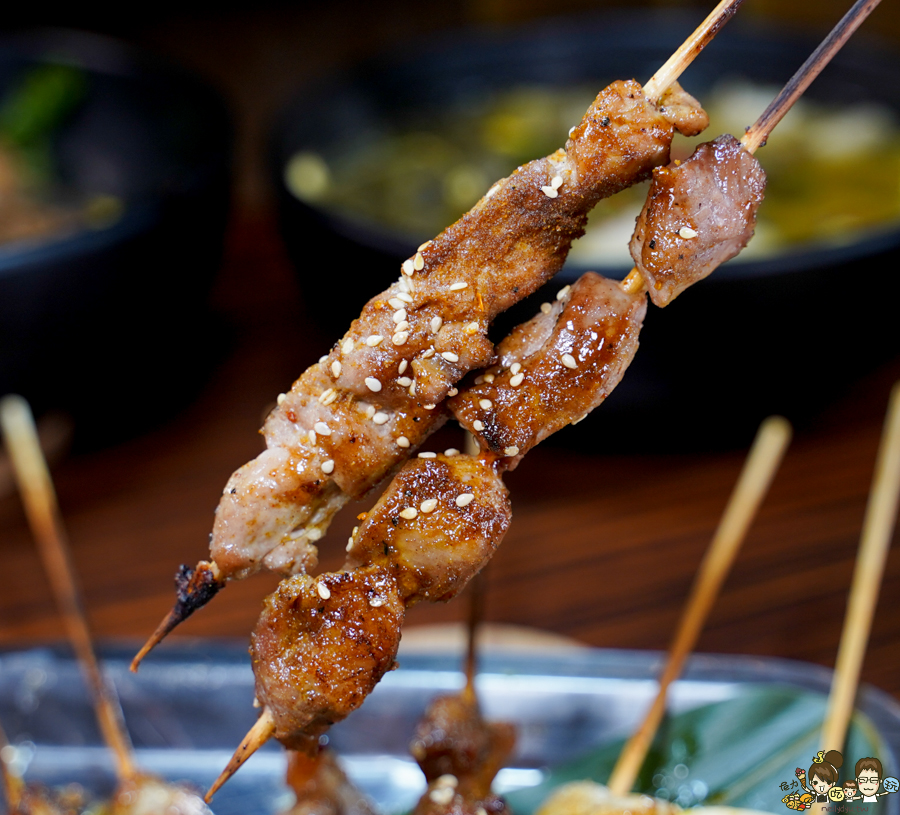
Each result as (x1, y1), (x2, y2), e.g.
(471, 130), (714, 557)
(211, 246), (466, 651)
(1, 642), (898, 814)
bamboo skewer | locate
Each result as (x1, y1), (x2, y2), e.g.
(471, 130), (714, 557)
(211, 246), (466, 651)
(620, 0), (883, 298)
(820, 383), (900, 753)
(0, 395), (138, 783)
(606, 416), (792, 797)
(206, 708), (276, 802)
(130, 0), (748, 676)
(0, 718), (24, 813)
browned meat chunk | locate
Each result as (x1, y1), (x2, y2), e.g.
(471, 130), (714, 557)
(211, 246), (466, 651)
(449, 274), (646, 469)
(280, 748), (378, 815)
(629, 134), (766, 307)
(250, 565), (404, 749)
(344, 454), (511, 604)
(207, 80), (705, 582)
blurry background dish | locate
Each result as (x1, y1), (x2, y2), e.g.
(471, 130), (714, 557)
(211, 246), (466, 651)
(0, 30), (231, 446)
(273, 13), (900, 447)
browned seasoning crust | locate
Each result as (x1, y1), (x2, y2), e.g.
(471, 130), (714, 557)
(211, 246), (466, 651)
(449, 273), (646, 470)
(630, 134), (766, 307)
(207, 80), (705, 584)
(344, 453), (511, 604)
(250, 565), (405, 749)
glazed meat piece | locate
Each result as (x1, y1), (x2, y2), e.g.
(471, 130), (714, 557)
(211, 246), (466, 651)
(449, 274), (646, 470)
(343, 453), (511, 604)
(250, 565), (405, 749)
(208, 79), (705, 582)
(102, 775), (213, 815)
(629, 134), (766, 308)
(410, 693), (516, 799)
(279, 748), (378, 815)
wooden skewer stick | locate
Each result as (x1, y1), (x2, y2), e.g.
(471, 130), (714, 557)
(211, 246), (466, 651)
(206, 707), (276, 802)
(820, 382), (900, 752)
(463, 569), (487, 706)
(643, 0), (746, 102)
(0, 395), (138, 783)
(741, 0), (882, 154)
(0, 718), (25, 813)
(620, 0), (882, 299)
(606, 415), (792, 797)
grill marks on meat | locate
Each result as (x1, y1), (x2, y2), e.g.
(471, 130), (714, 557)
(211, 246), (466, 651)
(630, 134), (766, 307)
(344, 454), (511, 604)
(449, 274), (646, 470)
(251, 565), (405, 749)
(207, 80), (706, 583)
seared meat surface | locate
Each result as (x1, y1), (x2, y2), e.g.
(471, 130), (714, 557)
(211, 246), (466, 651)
(344, 454), (511, 604)
(449, 274), (646, 470)
(629, 134), (766, 307)
(251, 565), (405, 749)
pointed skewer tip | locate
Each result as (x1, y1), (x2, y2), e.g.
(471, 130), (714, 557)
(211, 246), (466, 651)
(205, 708), (276, 802)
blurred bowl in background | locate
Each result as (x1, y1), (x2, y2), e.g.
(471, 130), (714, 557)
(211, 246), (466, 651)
(0, 29), (231, 445)
(272, 11), (900, 448)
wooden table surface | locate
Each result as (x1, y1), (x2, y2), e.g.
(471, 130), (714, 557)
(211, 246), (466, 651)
(1, 207), (899, 707)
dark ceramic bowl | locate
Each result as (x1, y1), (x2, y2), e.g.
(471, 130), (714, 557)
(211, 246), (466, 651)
(272, 12), (900, 447)
(0, 30), (231, 444)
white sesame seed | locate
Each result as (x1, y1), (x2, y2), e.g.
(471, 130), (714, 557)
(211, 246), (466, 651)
(402, 259), (415, 276)
(319, 355), (328, 363)
(398, 274), (411, 293)
(441, 351), (459, 363)
(418, 240), (433, 252)
(420, 499), (438, 513)
(388, 297), (405, 310)
(396, 292), (413, 303)
(429, 788), (455, 806)
(393, 309), (407, 323)
(397, 436), (410, 448)
(562, 353), (577, 369)
(409, 382), (416, 395)
(479, 399), (493, 410)
(352, 526), (358, 536)
(483, 373), (494, 383)
(422, 348), (435, 359)
(392, 332), (409, 345)
(400, 507), (418, 520)
(414, 252), (425, 271)
(346, 537), (354, 551)
(424, 404), (436, 410)
(318, 388), (336, 404)
(373, 412), (389, 425)
(510, 362), (522, 375)
(572, 413), (589, 425)
(436, 775), (458, 789)
(568, 125), (576, 136)
(447, 387), (458, 396)
(474, 375), (484, 385)
(449, 282), (468, 291)
(308, 430), (317, 444)
(277, 393), (287, 405)
(541, 185), (559, 198)
(465, 321), (479, 333)
(430, 316), (443, 333)
(397, 376), (412, 387)
(418, 452), (437, 459)
(331, 361), (342, 377)
(444, 448), (459, 456)
(540, 302), (552, 314)
(394, 321), (409, 332)
(398, 360), (408, 374)
(369, 597), (385, 608)
(510, 373), (525, 387)
(314, 421), (331, 436)
(365, 405), (376, 419)
(365, 377), (382, 392)
(317, 582), (331, 599)
(366, 335), (383, 347)
(679, 226), (698, 239)
(504, 446), (520, 456)
(456, 493), (475, 507)
(321, 390), (338, 406)
(485, 184), (500, 199)
(551, 175), (564, 189)
(321, 460), (335, 474)
(557, 285), (571, 300)
(473, 420), (485, 431)
(342, 339), (354, 354)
